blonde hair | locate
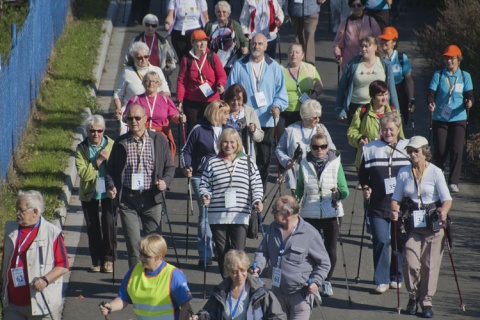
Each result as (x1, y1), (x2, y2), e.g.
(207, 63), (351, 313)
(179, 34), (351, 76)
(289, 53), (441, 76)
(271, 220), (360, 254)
(360, 35), (382, 58)
(138, 234), (167, 259)
(142, 71), (162, 88)
(217, 128), (243, 154)
(204, 100), (230, 126)
(224, 250), (250, 273)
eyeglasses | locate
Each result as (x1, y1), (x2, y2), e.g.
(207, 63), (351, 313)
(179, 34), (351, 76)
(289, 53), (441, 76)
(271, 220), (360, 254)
(16, 207), (32, 214)
(350, 3), (363, 8)
(145, 23), (157, 28)
(406, 148), (421, 154)
(126, 116), (145, 122)
(89, 129), (104, 134)
(145, 80), (158, 84)
(139, 251), (152, 259)
(136, 55), (149, 61)
(311, 144), (328, 151)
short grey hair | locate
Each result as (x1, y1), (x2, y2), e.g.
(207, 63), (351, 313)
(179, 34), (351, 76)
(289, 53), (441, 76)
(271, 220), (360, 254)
(379, 112), (401, 130)
(18, 190), (44, 216)
(300, 99), (322, 120)
(215, 1), (231, 14)
(84, 114), (106, 132)
(129, 41), (149, 57)
(142, 13), (159, 26)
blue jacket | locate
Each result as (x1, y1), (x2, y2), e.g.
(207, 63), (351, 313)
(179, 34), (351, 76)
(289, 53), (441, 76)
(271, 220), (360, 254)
(288, 0), (321, 17)
(336, 54), (399, 118)
(181, 117), (231, 178)
(227, 54), (288, 127)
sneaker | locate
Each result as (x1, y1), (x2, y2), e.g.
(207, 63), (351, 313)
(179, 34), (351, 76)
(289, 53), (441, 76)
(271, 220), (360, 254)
(103, 261), (113, 273)
(90, 265), (101, 273)
(375, 284), (389, 294)
(406, 299), (418, 315)
(390, 281), (402, 289)
(321, 281), (334, 297)
(356, 183), (363, 190)
(198, 258), (213, 267)
(448, 184), (459, 193)
(422, 306), (434, 318)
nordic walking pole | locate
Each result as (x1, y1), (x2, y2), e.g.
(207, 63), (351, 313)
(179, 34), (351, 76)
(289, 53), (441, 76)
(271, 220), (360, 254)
(160, 189), (181, 267)
(40, 291), (54, 320)
(347, 186), (358, 236)
(307, 278), (327, 320)
(110, 199), (116, 286)
(182, 120), (193, 261)
(442, 223), (466, 311)
(410, 111), (415, 136)
(428, 109), (433, 145)
(393, 220), (401, 314)
(203, 205), (209, 299)
(337, 63), (340, 85)
(355, 198), (368, 283)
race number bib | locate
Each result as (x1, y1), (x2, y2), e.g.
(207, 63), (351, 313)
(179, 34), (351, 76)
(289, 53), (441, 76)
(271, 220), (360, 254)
(441, 105), (452, 120)
(384, 177), (396, 195)
(96, 177), (106, 193)
(412, 210), (427, 228)
(271, 267), (282, 287)
(299, 92), (310, 104)
(11, 267), (26, 287)
(224, 189), (237, 208)
(454, 83), (463, 92)
(199, 83), (214, 97)
(254, 92), (268, 107)
(131, 173), (145, 190)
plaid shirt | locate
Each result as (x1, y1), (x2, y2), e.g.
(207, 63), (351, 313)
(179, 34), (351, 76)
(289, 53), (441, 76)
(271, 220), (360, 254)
(123, 131), (154, 190)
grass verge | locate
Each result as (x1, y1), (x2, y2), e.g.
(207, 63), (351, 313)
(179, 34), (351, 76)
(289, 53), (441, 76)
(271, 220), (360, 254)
(0, 1), (29, 60)
(0, 0), (110, 242)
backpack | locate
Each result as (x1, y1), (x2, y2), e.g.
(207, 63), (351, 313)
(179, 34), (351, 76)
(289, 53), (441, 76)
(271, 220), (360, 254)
(359, 104), (397, 121)
(186, 51), (216, 71)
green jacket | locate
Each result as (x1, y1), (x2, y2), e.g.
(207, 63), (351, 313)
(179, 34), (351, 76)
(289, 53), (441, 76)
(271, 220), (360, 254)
(347, 103), (404, 169)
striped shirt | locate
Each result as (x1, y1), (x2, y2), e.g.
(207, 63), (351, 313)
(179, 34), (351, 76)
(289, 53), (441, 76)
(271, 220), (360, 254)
(123, 132), (154, 190)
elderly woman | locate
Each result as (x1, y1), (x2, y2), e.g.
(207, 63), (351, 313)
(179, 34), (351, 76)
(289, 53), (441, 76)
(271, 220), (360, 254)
(204, 1), (248, 74)
(295, 133), (349, 297)
(380, 26), (415, 125)
(282, 43), (324, 129)
(427, 45), (474, 194)
(224, 83), (264, 161)
(75, 115), (116, 273)
(2, 191), (69, 319)
(99, 234), (193, 320)
(126, 71), (186, 162)
(182, 100), (231, 266)
(165, 0), (209, 60)
(194, 250), (286, 320)
(200, 129), (263, 277)
(391, 136), (452, 318)
(333, 0), (381, 72)
(347, 80), (404, 169)
(114, 42), (170, 134)
(128, 14), (177, 75)
(177, 29), (227, 134)
(336, 35), (399, 123)
(276, 99), (336, 194)
(358, 112), (411, 294)
(239, 0), (284, 58)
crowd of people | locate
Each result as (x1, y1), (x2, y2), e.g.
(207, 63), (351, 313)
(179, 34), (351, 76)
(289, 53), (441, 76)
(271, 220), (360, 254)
(1, 2), (471, 320)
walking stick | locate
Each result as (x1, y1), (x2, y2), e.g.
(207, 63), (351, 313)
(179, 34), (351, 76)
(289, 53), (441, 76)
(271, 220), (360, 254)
(182, 121), (193, 261)
(393, 220), (401, 314)
(347, 186), (358, 236)
(203, 206), (208, 299)
(160, 190), (181, 267)
(333, 197), (352, 306)
(40, 291), (54, 320)
(110, 199), (116, 286)
(428, 111), (433, 146)
(337, 63), (340, 85)
(442, 223), (466, 311)
(462, 106), (470, 176)
(307, 279), (327, 320)
(355, 199), (368, 283)
(410, 111), (415, 136)
(273, 115), (281, 196)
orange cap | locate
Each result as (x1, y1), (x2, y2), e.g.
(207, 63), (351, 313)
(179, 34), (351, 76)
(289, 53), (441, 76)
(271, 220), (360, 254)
(443, 45), (462, 57)
(191, 29), (210, 41)
(379, 27), (398, 41)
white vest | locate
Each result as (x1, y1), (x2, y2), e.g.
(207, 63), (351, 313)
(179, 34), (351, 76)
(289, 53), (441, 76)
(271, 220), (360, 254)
(299, 156), (344, 219)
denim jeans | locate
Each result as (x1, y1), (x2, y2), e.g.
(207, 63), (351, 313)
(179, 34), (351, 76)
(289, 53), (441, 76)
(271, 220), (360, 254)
(370, 217), (403, 285)
(191, 177), (213, 260)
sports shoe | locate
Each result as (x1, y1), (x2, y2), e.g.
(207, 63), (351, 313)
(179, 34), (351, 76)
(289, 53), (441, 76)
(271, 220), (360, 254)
(422, 306), (434, 318)
(375, 284), (389, 294)
(321, 281), (334, 297)
(448, 184), (459, 193)
(198, 258), (213, 267)
(90, 265), (101, 273)
(406, 299), (418, 315)
(103, 261), (113, 273)
(390, 281), (402, 289)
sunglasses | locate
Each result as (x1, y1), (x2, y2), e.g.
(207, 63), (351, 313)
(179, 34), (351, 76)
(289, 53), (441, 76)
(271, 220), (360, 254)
(139, 251), (152, 259)
(136, 55), (149, 61)
(89, 129), (104, 134)
(145, 23), (157, 28)
(126, 116), (144, 122)
(350, 3), (363, 8)
(311, 144), (328, 151)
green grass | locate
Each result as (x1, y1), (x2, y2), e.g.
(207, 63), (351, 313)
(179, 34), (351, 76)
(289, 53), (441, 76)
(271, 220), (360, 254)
(0, 1), (29, 60)
(0, 0), (110, 240)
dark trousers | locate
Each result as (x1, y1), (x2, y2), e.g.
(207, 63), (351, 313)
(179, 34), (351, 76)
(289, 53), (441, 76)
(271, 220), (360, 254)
(266, 38), (277, 60)
(257, 126), (278, 191)
(366, 9), (390, 31)
(130, 0), (150, 24)
(280, 111), (302, 129)
(347, 102), (363, 124)
(210, 224), (247, 277)
(81, 198), (116, 266)
(171, 29), (200, 61)
(304, 217), (340, 281)
(290, 14), (319, 65)
(396, 80), (409, 125)
(432, 120), (466, 184)
(183, 99), (210, 134)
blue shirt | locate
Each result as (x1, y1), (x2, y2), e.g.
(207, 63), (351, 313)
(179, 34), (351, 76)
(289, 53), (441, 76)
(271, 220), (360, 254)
(429, 68), (473, 122)
(366, 0), (389, 10)
(385, 50), (412, 85)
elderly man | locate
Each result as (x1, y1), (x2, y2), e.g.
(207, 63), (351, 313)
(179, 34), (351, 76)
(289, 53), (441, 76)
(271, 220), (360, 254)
(107, 104), (176, 267)
(128, 14), (177, 76)
(227, 33), (288, 189)
(1, 190), (70, 319)
(252, 196), (331, 319)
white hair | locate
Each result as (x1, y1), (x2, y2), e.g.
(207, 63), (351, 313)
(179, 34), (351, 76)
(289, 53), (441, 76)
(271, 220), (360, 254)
(129, 41), (149, 57)
(300, 99), (322, 120)
(142, 13), (159, 25)
(18, 190), (45, 215)
(84, 114), (106, 132)
(215, 1), (231, 14)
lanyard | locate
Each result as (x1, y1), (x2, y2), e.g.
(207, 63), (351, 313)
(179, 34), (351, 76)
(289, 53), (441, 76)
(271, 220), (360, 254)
(193, 54), (208, 83)
(143, 34), (156, 57)
(228, 283), (246, 318)
(277, 224), (297, 267)
(251, 60), (264, 92)
(223, 158), (239, 188)
(229, 113), (240, 130)
(387, 144), (395, 178)
(132, 135), (147, 172)
(15, 220), (40, 267)
(445, 74), (458, 104)
(145, 94), (158, 129)
(412, 165), (427, 208)
(300, 126), (315, 147)
(287, 63), (303, 94)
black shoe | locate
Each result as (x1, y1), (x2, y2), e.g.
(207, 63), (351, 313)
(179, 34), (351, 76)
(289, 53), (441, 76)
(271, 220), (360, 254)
(422, 306), (434, 318)
(406, 299), (417, 315)
(198, 258), (212, 266)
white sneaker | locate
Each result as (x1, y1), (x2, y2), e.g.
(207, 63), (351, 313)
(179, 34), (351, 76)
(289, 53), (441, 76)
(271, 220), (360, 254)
(448, 184), (459, 193)
(375, 284), (389, 294)
(390, 281), (402, 289)
(321, 281), (334, 297)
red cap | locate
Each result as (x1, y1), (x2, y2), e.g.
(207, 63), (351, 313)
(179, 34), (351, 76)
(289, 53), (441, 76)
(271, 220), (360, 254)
(443, 45), (462, 57)
(191, 29), (210, 41)
(379, 27), (398, 41)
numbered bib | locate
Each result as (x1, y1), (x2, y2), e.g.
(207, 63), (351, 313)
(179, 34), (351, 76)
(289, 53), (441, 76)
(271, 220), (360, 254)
(441, 105), (452, 120)
(384, 177), (396, 195)
(96, 177), (106, 193)
(271, 267), (282, 287)
(131, 173), (145, 190)
(254, 92), (267, 107)
(199, 83), (214, 97)
(392, 64), (401, 73)
(412, 210), (427, 228)
(454, 83), (463, 92)
(299, 92), (310, 104)
(11, 267), (26, 287)
(224, 189), (237, 208)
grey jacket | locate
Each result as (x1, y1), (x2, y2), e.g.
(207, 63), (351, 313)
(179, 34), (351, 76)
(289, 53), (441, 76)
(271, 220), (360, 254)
(254, 217), (331, 295)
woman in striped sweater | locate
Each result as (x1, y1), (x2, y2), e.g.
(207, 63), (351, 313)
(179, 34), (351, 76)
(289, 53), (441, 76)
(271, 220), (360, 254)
(200, 128), (263, 277)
